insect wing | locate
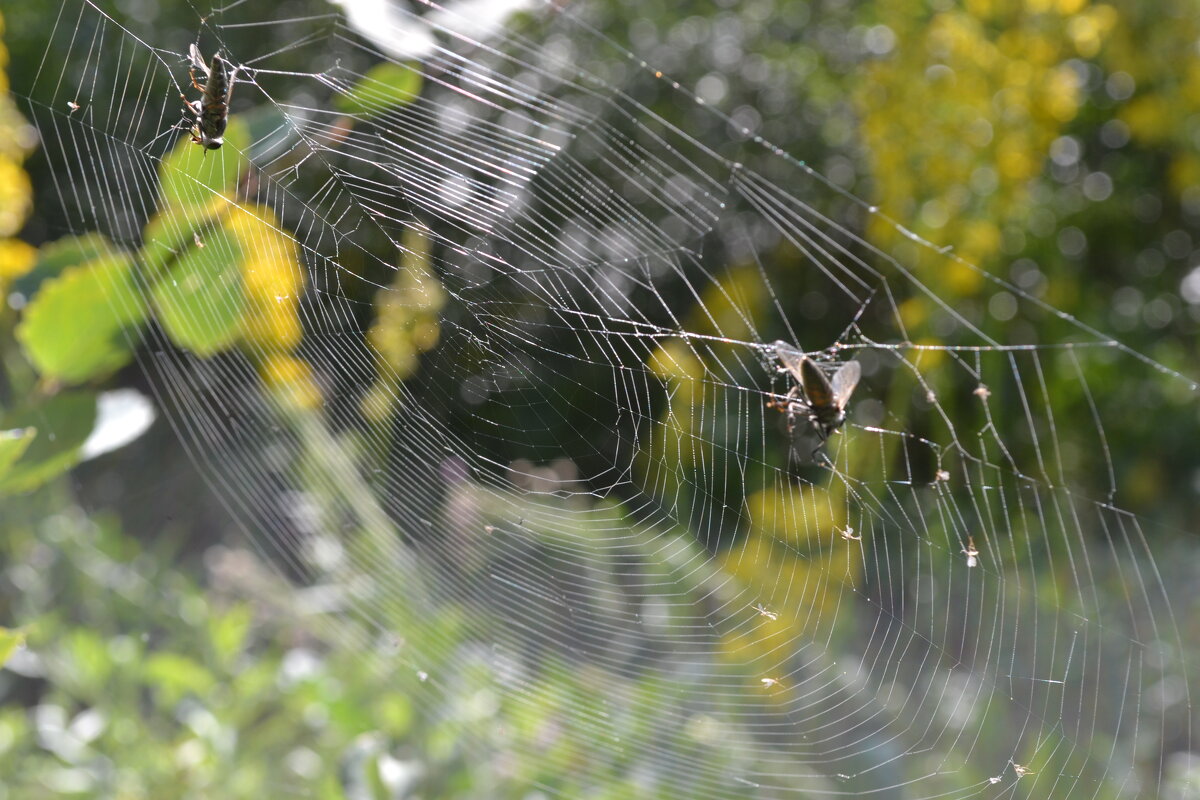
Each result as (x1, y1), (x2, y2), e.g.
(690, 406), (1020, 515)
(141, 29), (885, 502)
(772, 340), (807, 382)
(188, 43), (210, 77)
(798, 357), (835, 409)
(830, 360), (861, 409)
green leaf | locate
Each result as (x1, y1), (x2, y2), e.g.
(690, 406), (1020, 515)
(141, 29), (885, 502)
(11, 233), (114, 299)
(141, 205), (232, 277)
(0, 627), (24, 667)
(144, 652), (216, 705)
(0, 428), (36, 479)
(157, 118), (249, 210)
(335, 61), (423, 118)
(152, 230), (245, 355)
(62, 628), (114, 693)
(210, 604), (252, 668)
(0, 392), (97, 494)
(377, 694), (414, 737)
(16, 254), (148, 383)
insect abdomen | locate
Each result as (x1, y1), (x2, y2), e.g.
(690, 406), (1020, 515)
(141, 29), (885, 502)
(204, 55), (231, 103)
(202, 56), (230, 138)
(799, 358), (834, 408)
(798, 358), (845, 430)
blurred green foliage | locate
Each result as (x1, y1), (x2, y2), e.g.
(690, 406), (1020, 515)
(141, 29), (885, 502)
(2, 469), (802, 797)
(0, 627), (22, 667)
(334, 61), (424, 118)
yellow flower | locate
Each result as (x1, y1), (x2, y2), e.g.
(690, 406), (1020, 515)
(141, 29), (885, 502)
(241, 305), (303, 350)
(261, 353), (322, 411)
(0, 158), (30, 236)
(0, 237), (35, 283)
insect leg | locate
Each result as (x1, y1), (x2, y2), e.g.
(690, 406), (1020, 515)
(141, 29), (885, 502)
(807, 417), (833, 463)
(809, 427), (835, 464)
(784, 386), (801, 434)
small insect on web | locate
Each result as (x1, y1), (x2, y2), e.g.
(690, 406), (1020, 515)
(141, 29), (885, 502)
(181, 43), (234, 153)
(962, 536), (980, 568)
(769, 340), (861, 458)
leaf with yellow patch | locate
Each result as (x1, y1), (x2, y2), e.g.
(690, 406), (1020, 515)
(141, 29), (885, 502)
(153, 233), (245, 355)
(0, 427), (36, 480)
(335, 62), (423, 118)
(0, 627), (25, 667)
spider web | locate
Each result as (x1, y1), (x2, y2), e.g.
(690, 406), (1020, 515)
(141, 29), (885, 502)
(19, 0), (1199, 796)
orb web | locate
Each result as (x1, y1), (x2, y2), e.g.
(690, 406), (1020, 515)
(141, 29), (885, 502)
(20, 1), (1196, 797)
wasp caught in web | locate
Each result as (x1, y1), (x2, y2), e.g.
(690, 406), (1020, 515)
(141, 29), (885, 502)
(769, 340), (861, 455)
(181, 44), (233, 152)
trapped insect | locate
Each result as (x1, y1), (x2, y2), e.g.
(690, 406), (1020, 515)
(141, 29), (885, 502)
(962, 536), (980, 568)
(770, 340), (861, 446)
(753, 603), (778, 621)
(181, 44), (233, 152)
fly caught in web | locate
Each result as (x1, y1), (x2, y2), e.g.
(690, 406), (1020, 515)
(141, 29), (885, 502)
(180, 43), (234, 152)
(769, 339), (861, 461)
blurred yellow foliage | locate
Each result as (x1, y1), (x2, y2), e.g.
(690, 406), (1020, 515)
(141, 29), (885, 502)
(1066, 5), (1118, 57)
(721, 485), (860, 642)
(1120, 94), (1171, 145)
(221, 204), (316, 406)
(0, 11), (35, 288)
(0, 238), (35, 283)
(854, 0), (1104, 316)
(362, 224), (446, 421)
(262, 352), (322, 411)
(899, 296), (928, 331)
(693, 263), (767, 344)
(1106, 4), (1200, 180)
(646, 337), (704, 384)
(908, 338), (948, 370)
(639, 338), (704, 486)
(0, 156), (32, 237)
(233, 208), (305, 301)
(858, 0), (1200, 329)
(640, 264), (775, 491)
(359, 381), (394, 424)
(1169, 154), (1200, 199)
(241, 307), (303, 352)
(231, 205), (306, 353)
(742, 485), (841, 548)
